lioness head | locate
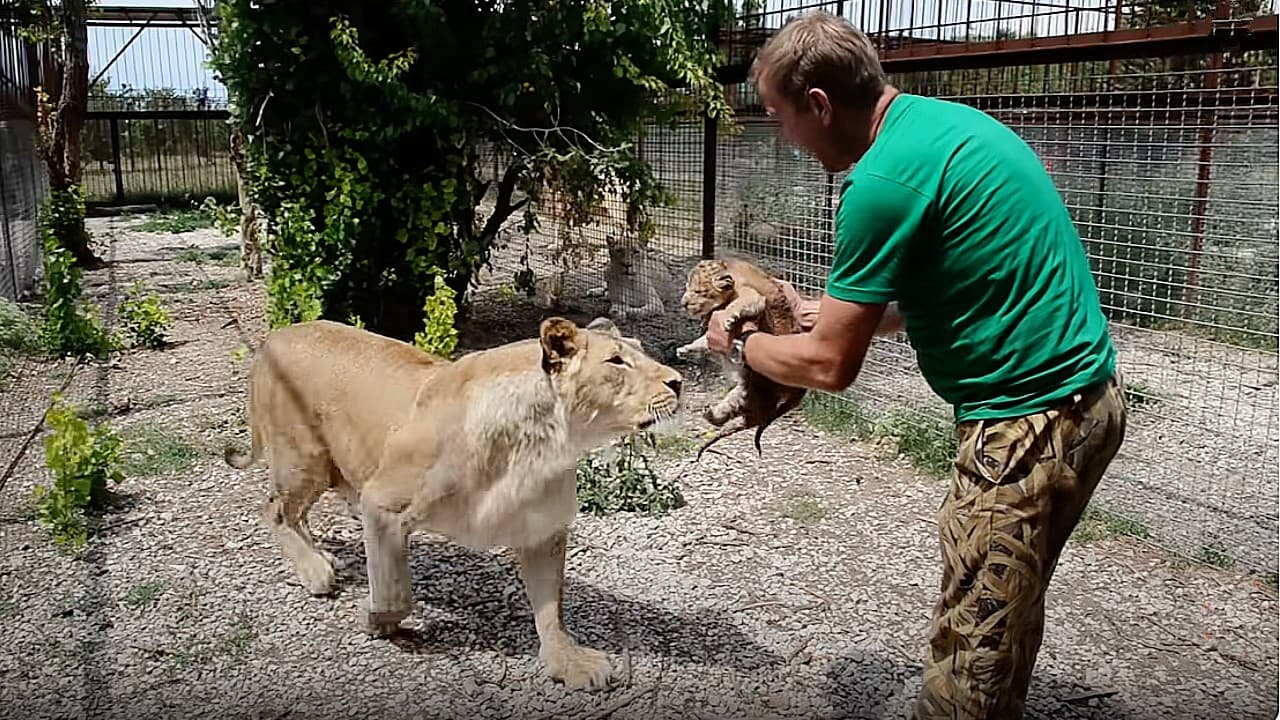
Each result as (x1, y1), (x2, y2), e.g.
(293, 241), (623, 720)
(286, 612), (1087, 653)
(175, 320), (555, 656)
(681, 259), (736, 321)
(539, 316), (683, 435)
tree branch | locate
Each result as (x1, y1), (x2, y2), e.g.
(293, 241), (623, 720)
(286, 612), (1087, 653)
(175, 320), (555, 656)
(462, 100), (633, 160)
(478, 163), (528, 244)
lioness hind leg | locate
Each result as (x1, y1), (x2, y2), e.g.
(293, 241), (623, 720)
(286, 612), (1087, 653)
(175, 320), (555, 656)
(518, 528), (612, 691)
(262, 459), (337, 597)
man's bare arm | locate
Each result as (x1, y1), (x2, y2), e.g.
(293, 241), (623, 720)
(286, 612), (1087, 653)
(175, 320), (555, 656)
(728, 293), (886, 392)
(776, 279), (901, 336)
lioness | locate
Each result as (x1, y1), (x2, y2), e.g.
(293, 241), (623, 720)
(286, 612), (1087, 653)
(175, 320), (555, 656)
(224, 316), (683, 690)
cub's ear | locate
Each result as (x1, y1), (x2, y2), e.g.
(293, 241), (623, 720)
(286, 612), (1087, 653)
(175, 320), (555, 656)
(540, 317), (581, 373)
(586, 316), (621, 338)
(714, 272), (735, 291)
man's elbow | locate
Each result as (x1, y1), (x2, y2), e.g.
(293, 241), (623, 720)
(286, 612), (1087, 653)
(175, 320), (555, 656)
(812, 358), (859, 392)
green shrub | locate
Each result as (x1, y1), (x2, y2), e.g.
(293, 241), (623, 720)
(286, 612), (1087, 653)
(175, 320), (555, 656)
(412, 273), (460, 357)
(577, 435), (685, 516)
(0, 298), (41, 353)
(32, 394), (126, 553)
(118, 282), (172, 349)
(209, 0), (731, 341)
(38, 187), (116, 359)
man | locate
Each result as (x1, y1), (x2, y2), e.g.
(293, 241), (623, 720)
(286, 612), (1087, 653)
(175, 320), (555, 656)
(706, 10), (1129, 720)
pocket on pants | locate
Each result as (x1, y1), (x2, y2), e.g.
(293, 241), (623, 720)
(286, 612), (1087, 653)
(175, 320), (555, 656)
(969, 413), (1058, 487)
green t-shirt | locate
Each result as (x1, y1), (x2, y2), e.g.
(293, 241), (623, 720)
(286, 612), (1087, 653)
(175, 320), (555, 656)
(828, 93), (1117, 421)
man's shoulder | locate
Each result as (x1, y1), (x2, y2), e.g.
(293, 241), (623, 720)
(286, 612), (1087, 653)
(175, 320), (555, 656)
(837, 171), (933, 219)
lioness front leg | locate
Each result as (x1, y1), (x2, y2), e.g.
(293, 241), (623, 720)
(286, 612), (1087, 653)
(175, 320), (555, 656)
(358, 494), (413, 636)
(518, 529), (612, 691)
(356, 430), (446, 636)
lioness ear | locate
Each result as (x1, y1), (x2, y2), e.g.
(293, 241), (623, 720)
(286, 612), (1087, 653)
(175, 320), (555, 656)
(714, 272), (735, 291)
(540, 317), (581, 373)
(586, 316), (621, 338)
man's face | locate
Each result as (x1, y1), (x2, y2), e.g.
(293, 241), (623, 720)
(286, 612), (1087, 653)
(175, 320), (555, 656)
(757, 71), (846, 172)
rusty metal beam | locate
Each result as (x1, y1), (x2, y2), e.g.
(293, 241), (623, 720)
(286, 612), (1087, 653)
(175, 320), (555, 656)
(716, 14), (1278, 83)
(86, 5), (204, 27)
(884, 15), (1277, 71)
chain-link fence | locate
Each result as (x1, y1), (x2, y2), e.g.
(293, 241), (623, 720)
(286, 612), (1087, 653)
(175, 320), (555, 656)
(493, 5), (1279, 573)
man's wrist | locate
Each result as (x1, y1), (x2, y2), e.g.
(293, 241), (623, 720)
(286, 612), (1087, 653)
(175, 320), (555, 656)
(731, 329), (758, 368)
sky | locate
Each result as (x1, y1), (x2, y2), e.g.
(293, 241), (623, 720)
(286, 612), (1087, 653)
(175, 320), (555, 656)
(87, 0), (1118, 98)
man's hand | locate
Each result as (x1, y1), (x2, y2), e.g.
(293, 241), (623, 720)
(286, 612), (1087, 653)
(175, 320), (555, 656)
(706, 311), (756, 355)
(776, 278), (820, 331)
(705, 278), (899, 358)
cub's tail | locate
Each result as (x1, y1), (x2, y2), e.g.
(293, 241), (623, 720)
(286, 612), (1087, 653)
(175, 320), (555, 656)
(751, 389), (807, 455)
(696, 419), (756, 461)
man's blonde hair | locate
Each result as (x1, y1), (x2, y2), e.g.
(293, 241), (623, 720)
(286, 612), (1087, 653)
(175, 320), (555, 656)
(749, 10), (887, 110)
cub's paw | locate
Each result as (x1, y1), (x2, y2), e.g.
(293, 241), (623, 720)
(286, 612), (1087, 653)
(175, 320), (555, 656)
(703, 404), (733, 427)
(675, 342), (704, 361)
(541, 642), (613, 692)
(357, 598), (410, 637)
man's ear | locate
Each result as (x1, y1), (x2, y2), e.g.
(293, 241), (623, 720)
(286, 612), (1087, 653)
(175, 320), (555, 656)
(807, 88), (836, 126)
(540, 317), (581, 373)
(586, 316), (621, 338)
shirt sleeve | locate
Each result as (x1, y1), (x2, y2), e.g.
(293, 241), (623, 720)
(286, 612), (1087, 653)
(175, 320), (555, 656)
(825, 173), (933, 304)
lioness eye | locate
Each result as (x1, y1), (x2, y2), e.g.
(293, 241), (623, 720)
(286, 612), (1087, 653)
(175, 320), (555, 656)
(607, 355), (625, 365)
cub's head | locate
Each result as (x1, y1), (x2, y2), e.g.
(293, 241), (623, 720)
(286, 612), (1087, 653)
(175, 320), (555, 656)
(539, 316), (682, 436)
(681, 259), (736, 321)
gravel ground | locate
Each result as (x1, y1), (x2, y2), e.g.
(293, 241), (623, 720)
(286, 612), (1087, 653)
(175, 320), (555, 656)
(1, 217), (1277, 720)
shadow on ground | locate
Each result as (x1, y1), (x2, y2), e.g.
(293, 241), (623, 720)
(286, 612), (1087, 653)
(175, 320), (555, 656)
(822, 647), (1151, 720)
(325, 535), (782, 675)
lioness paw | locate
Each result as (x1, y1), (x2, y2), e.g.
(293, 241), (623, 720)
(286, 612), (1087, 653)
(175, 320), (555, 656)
(296, 554), (337, 597)
(541, 643), (612, 692)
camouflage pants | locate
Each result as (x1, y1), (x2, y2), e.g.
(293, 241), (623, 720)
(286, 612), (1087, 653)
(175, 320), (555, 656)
(913, 373), (1128, 720)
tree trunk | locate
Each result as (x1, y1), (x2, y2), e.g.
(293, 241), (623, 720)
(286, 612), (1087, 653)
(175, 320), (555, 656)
(35, 0), (102, 269)
(229, 127), (263, 279)
(59, 0), (88, 186)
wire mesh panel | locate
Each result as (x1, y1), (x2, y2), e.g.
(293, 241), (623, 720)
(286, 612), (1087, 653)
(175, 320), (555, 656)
(0, 118), (46, 303)
(471, 110), (709, 358)
(713, 7), (1279, 574)
(0, 17), (47, 303)
(84, 6), (233, 206)
(81, 112), (236, 205)
(899, 56), (1277, 572)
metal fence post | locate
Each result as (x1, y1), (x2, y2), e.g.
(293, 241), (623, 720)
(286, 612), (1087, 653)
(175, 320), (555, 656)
(701, 112), (717, 260)
(109, 116), (125, 203)
(0, 138), (19, 300)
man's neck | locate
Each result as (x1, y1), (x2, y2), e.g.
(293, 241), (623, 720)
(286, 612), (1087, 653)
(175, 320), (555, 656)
(841, 85), (901, 165)
(868, 85), (901, 146)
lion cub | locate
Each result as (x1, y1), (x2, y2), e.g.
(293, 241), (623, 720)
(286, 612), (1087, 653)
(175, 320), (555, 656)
(676, 257), (807, 456)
